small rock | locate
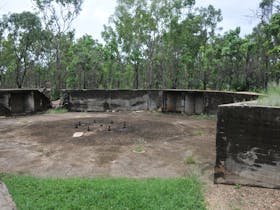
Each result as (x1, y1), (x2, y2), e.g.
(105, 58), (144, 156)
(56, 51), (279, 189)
(73, 132), (84, 138)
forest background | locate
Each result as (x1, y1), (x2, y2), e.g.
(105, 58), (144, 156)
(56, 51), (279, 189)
(0, 0), (279, 99)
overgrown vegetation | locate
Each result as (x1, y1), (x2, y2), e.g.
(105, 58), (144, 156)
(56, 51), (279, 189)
(193, 130), (204, 136)
(47, 108), (68, 114)
(2, 174), (206, 210)
(185, 155), (196, 165)
(0, 0), (279, 91)
(257, 82), (280, 106)
(133, 138), (146, 153)
(191, 114), (217, 120)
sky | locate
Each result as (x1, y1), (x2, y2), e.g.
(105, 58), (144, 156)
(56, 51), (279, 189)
(0, 0), (261, 41)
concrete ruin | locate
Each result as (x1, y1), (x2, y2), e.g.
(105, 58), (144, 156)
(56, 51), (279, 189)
(215, 102), (280, 189)
(61, 89), (280, 189)
(3, 88), (278, 189)
(0, 89), (51, 116)
(61, 89), (259, 114)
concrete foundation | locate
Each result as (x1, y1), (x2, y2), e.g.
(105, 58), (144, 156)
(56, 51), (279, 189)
(0, 89), (51, 116)
(215, 102), (280, 189)
(61, 89), (259, 114)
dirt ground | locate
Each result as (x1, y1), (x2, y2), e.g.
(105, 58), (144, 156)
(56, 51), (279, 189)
(0, 111), (279, 210)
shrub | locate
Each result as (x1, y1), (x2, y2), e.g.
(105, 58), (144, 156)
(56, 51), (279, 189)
(257, 82), (280, 107)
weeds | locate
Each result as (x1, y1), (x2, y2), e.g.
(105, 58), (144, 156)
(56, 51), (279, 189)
(191, 114), (216, 120)
(185, 155), (196, 165)
(257, 82), (280, 107)
(47, 108), (68, 114)
(133, 138), (146, 153)
(234, 183), (241, 190)
(194, 130), (204, 136)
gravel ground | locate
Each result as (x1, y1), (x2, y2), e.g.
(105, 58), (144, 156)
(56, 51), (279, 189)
(0, 182), (17, 210)
(205, 182), (280, 210)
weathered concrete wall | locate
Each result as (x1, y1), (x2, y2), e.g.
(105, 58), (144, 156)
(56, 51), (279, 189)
(203, 91), (260, 114)
(215, 102), (280, 189)
(0, 89), (51, 116)
(62, 89), (259, 114)
(162, 90), (259, 114)
(62, 90), (162, 112)
(0, 94), (10, 115)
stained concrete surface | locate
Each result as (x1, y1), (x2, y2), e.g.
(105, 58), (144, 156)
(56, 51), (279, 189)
(215, 103), (280, 189)
(61, 89), (259, 114)
(0, 112), (216, 178)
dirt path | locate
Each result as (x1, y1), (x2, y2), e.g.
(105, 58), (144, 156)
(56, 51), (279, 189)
(0, 112), (279, 210)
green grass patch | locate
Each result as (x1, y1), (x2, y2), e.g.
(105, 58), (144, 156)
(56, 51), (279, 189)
(193, 130), (204, 136)
(257, 82), (280, 107)
(47, 107), (68, 114)
(191, 114), (216, 120)
(184, 155), (196, 165)
(2, 175), (206, 210)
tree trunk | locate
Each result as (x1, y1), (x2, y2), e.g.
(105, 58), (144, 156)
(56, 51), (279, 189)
(134, 63), (139, 89)
(203, 70), (207, 90)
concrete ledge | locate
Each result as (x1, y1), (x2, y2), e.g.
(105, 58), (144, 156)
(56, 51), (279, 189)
(215, 102), (280, 189)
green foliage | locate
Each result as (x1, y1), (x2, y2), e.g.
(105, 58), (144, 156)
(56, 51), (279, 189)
(234, 183), (242, 190)
(191, 114), (216, 120)
(184, 155), (196, 164)
(47, 108), (68, 114)
(257, 82), (280, 106)
(50, 89), (61, 100)
(133, 138), (146, 153)
(2, 174), (206, 210)
(0, 12), (42, 88)
(0, 0), (279, 91)
(193, 130), (204, 136)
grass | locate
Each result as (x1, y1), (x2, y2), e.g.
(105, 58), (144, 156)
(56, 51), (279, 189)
(133, 138), (146, 153)
(184, 155), (196, 165)
(193, 130), (204, 136)
(234, 183), (241, 190)
(257, 82), (280, 107)
(191, 114), (216, 120)
(47, 107), (68, 114)
(133, 144), (145, 153)
(1, 174), (206, 210)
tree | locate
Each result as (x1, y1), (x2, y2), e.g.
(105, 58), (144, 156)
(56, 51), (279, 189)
(0, 12), (42, 88)
(265, 12), (280, 83)
(33, 0), (84, 90)
(259, 0), (280, 23)
(67, 35), (105, 89)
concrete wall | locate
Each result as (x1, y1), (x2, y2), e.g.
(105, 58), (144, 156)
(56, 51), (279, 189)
(215, 102), (280, 189)
(62, 89), (259, 114)
(161, 90), (259, 114)
(0, 89), (51, 116)
(62, 90), (162, 112)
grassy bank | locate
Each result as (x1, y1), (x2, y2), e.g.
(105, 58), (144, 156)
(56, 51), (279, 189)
(2, 175), (205, 210)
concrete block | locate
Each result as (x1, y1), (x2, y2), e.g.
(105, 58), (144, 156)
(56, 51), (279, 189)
(215, 104), (280, 189)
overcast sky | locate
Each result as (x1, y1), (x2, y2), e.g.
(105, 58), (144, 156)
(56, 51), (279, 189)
(0, 0), (261, 41)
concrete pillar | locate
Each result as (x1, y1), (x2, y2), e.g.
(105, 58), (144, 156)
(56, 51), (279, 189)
(184, 95), (195, 114)
(195, 95), (204, 114)
(25, 91), (35, 113)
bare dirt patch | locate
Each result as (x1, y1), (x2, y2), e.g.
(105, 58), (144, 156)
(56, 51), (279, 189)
(0, 112), (279, 209)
